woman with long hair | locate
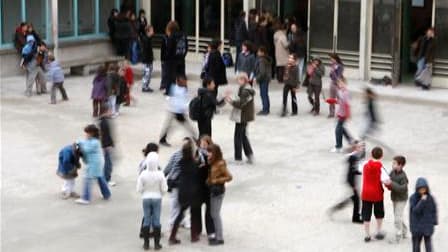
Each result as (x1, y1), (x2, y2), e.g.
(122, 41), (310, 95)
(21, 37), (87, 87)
(328, 53), (344, 118)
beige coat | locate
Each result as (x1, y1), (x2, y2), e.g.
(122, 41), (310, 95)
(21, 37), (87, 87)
(274, 30), (289, 67)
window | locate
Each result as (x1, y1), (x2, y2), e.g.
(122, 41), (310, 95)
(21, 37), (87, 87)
(337, 0), (360, 52)
(58, 0), (74, 37)
(372, 0), (395, 54)
(200, 0), (220, 38)
(151, 0), (171, 34)
(78, 0), (96, 35)
(26, 0), (47, 40)
(435, 1), (448, 59)
(99, 0), (116, 33)
(225, 0), (243, 40)
(1, 0), (23, 44)
(309, 0), (334, 50)
(175, 0), (196, 36)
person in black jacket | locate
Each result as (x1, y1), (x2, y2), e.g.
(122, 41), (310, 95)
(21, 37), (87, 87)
(328, 141), (365, 223)
(169, 138), (201, 245)
(204, 40), (227, 98)
(137, 9), (148, 39)
(113, 11), (132, 58)
(98, 105), (116, 186)
(107, 8), (118, 44)
(234, 11), (248, 72)
(160, 21), (180, 95)
(197, 79), (225, 137)
(140, 25), (154, 92)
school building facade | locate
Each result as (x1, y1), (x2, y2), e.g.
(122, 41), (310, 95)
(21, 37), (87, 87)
(1, 0), (447, 87)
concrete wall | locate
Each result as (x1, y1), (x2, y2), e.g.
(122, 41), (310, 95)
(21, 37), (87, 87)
(0, 38), (115, 78)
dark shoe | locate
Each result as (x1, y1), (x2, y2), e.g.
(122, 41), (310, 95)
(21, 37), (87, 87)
(159, 140), (171, 147)
(169, 225), (181, 245)
(154, 227), (162, 250)
(209, 239), (224, 246)
(309, 108), (315, 113)
(142, 226), (150, 250)
(291, 112), (298, 116)
(375, 232), (385, 240)
(191, 236), (200, 243)
(256, 111), (269, 116)
(327, 114), (334, 118)
(364, 236), (371, 242)
(352, 218), (363, 224)
(313, 111), (319, 116)
(281, 111), (287, 117)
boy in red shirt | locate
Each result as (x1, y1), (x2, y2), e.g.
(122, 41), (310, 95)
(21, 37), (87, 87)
(361, 147), (391, 242)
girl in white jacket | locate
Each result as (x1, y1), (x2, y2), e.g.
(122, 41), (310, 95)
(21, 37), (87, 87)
(137, 152), (168, 250)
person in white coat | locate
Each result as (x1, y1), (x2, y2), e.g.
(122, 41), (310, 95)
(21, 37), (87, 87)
(137, 152), (168, 250)
(273, 21), (289, 83)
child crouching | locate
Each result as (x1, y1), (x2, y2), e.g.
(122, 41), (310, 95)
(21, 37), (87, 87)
(56, 143), (82, 199)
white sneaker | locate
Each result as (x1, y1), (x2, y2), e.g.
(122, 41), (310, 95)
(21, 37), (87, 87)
(108, 181), (116, 187)
(75, 199), (90, 205)
(330, 147), (342, 153)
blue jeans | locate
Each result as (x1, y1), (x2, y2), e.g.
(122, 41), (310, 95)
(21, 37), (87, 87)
(258, 80), (270, 113)
(416, 58), (426, 76)
(103, 148), (113, 182)
(142, 198), (162, 228)
(82, 177), (111, 201)
(335, 118), (352, 149)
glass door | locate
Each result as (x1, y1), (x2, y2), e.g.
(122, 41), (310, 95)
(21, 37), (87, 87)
(309, 0), (361, 68)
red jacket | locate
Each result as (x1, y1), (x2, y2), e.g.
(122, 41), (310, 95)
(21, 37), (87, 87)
(123, 66), (134, 85)
(361, 160), (384, 202)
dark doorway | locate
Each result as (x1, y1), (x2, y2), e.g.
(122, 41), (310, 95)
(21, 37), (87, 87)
(401, 0), (433, 82)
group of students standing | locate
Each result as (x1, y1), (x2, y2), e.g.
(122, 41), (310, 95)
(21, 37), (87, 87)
(329, 143), (438, 252)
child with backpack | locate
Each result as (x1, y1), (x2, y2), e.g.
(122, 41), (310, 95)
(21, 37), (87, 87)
(361, 147), (391, 242)
(409, 177), (438, 252)
(22, 35), (46, 97)
(75, 124), (111, 205)
(47, 53), (68, 104)
(387, 155), (409, 244)
(281, 54), (299, 117)
(56, 143), (82, 199)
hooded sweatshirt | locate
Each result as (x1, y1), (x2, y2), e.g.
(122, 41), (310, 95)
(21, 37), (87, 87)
(136, 152), (168, 199)
(409, 177), (438, 236)
(361, 159), (385, 202)
(230, 83), (256, 123)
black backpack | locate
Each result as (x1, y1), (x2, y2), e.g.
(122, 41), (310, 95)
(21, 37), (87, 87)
(175, 34), (188, 58)
(189, 95), (202, 121)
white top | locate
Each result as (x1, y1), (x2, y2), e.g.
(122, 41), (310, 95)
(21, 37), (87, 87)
(136, 153), (168, 199)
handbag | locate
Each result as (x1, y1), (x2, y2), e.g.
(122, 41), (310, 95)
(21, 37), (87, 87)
(209, 184), (225, 196)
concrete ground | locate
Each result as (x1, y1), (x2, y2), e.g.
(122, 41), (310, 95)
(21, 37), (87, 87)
(1, 68), (448, 252)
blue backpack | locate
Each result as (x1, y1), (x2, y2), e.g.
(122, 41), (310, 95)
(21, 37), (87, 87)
(22, 41), (37, 64)
(222, 52), (233, 67)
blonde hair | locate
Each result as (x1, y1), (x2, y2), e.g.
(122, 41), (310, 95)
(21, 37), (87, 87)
(237, 73), (249, 83)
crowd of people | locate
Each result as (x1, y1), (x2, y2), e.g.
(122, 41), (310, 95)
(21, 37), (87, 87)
(8, 7), (438, 252)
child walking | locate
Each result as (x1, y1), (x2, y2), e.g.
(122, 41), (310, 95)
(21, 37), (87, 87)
(388, 155), (409, 243)
(47, 53), (68, 104)
(141, 25), (154, 93)
(137, 152), (167, 250)
(281, 54), (299, 117)
(122, 60), (134, 106)
(56, 143), (81, 199)
(75, 124), (111, 205)
(91, 66), (108, 117)
(361, 147), (391, 242)
(410, 177), (438, 252)
(306, 58), (325, 116)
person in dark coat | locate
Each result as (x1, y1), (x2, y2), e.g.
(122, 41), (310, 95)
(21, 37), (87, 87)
(169, 138), (202, 245)
(288, 23), (307, 82)
(306, 58), (325, 116)
(203, 40), (227, 98)
(236, 41), (256, 82)
(140, 25), (154, 92)
(196, 79), (225, 137)
(160, 21), (180, 95)
(113, 11), (132, 58)
(233, 11), (248, 72)
(409, 177), (438, 252)
(107, 8), (119, 44)
(414, 27), (435, 90)
(137, 9), (148, 39)
(98, 105), (115, 186)
(328, 141), (364, 223)
(254, 46), (272, 115)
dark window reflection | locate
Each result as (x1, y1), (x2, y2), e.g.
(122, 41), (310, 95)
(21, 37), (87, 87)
(309, 0), (334, 50)
(175, 0), (195, 36)
(151, 0), (171, 34)
(337, 0), (360, 52)
(435, 2), (448, 59)
(372, 0), (395, 54)
(200, 0), (220, 38)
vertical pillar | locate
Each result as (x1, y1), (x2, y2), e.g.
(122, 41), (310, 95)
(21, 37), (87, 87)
(195, 0), (199, 54)
(74, 0), (79, 37)
(0, 0), (3, 45)
(171, 0), (175, 21)
(432, 0), (436, 26)
(141, 0), (151, 23)
(220, 0), (224, 49)
(307, 0), (310, 61)
(51, 0), (59, 58)
(359, 0), (369, 80)
(392, 0), (402, 85)
(21, 0), (26, 21)
(333, 0), (338, 52)
(95, 0), (100, 34)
